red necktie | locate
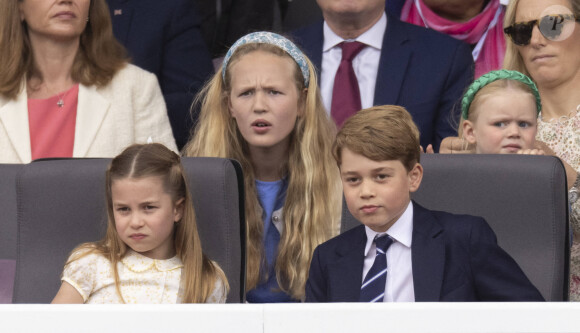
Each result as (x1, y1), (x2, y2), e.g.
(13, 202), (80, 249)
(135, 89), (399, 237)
(331, 41), (367, 128)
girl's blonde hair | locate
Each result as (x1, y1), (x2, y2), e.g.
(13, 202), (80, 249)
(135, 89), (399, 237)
(0, 0), (127, 99)
(67, 143), (227, 303)
(184, 42), (341, 300)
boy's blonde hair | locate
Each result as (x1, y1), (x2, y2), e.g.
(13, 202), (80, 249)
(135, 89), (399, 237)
(66, 143), (227, 303)
(334, 105), (421, 171)
(184, 41), (341, 300)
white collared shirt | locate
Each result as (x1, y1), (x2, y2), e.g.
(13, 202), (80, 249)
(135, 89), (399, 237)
(363, 201), (415, 302)
(320, 13), (387, 115)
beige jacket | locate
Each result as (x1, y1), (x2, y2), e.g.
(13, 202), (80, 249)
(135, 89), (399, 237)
(0, 64), (177, 163)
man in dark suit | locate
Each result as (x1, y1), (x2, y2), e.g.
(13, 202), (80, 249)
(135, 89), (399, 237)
(292, 0), (474, 152)
(306, 105), (544, 302)
(106, 0), (214, 149)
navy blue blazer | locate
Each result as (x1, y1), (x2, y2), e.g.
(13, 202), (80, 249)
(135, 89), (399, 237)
(292, 17), (474, 152)
(106, 0), (214, 149)
(385, 0), (405, 17)
(306, 202), (544, 302)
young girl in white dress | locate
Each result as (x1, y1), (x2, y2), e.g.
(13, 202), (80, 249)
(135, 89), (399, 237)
(52, 143), (228, 303)
(459, 69), (544, 155)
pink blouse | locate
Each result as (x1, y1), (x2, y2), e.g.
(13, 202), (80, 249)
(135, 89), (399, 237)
(28, 84), (79, 160)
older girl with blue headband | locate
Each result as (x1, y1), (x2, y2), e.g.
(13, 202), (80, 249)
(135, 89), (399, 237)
(183, 32), (342, 302)
(459, 69), (544, 155)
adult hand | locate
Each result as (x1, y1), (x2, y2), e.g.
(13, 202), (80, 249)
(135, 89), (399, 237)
(439, 136), (474, 154)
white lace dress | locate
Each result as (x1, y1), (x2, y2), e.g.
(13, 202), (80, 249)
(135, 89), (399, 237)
(536, 110), (580, 301)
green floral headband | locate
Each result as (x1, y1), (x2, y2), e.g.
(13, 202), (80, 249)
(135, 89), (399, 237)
(461, 69), (542, 119)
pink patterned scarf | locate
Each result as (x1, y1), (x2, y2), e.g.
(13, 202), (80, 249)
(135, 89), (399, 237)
(401, 0), (506, 78)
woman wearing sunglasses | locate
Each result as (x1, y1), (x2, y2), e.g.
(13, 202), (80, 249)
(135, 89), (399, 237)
(504, 0), (580, 301)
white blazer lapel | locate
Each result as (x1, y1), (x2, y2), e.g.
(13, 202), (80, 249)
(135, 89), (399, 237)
(0, 90), (32, 163)
(73, 84), (110, 157)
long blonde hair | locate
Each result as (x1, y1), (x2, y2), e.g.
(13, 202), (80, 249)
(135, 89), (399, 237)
(503, 0), (530, 75)
(0, 0), (127, 99)
(67, 143), (227, 303)
(184, 42), (341, 300)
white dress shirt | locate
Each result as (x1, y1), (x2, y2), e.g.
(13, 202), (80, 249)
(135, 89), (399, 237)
(363, 201), (415, 302)
(320, 13), (387, 114)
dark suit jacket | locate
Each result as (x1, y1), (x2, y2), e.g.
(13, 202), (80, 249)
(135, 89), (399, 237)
(106, 0), (214, 149)
(386, 0), (405, 17)
(306, 202), (544, 302)
(292, 17), (474, 152)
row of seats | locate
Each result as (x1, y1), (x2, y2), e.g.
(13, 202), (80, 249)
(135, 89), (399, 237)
(0, 154), (570, 303)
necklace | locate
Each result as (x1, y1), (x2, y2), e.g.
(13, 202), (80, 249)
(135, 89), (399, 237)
(43, 83), (69, 108)
(55, 89), (68, 108)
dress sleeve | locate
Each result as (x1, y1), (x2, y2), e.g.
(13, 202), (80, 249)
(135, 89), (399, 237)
(61, 250), (99, 303)
(206, 275), (227, 303)
(571, 200), (580, 235)
(205, 261), (228, 303)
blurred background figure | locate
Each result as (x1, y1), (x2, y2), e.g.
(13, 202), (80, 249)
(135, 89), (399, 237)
(0, 0), (177, 163)
(195, 0), (323, 60)
(292, 0), (474, 151)
(106, 0), (214, 149)
(388, 0), (508, 78)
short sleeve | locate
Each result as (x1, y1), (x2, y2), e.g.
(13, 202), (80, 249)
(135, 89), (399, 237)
(571, 200), (580, 234)
(205, 262), (227, 303)
(61, 250), (100, 303)
(206, 275), (227, 303)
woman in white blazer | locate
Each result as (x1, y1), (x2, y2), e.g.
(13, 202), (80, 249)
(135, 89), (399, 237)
(0, 0), (177, 163)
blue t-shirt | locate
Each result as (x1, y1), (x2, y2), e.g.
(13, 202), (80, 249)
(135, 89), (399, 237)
(246, 178), (295, 303)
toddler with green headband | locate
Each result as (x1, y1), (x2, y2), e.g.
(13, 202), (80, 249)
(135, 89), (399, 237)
(458, 69), (544, 155)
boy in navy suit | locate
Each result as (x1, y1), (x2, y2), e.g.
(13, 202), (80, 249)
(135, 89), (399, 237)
(305, 105), (544, 302)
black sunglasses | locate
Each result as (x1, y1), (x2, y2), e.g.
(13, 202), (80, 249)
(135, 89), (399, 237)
(504, 14), (580, 46)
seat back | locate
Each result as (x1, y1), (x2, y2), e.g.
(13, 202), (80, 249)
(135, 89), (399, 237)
(0, 164), (23, 303)
(341, 154), (569, 301)
(13, 157), (245, 303)
(181, 157), (246, 303)
(13, 159), (110, 304)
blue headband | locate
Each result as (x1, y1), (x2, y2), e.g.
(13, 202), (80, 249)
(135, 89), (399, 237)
(461, 69), (542, 119)
(221, 32), (310, 87)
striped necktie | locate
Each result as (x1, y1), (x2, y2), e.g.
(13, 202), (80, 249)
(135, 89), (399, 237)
(360, 235), (394, 302)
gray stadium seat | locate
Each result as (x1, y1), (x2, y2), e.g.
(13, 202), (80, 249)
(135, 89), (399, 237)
(341, 154), (569, 301)
(0, 164), (23, 303)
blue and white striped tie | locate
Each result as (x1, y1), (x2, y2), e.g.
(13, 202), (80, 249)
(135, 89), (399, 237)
(360, 235), (394, 302)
